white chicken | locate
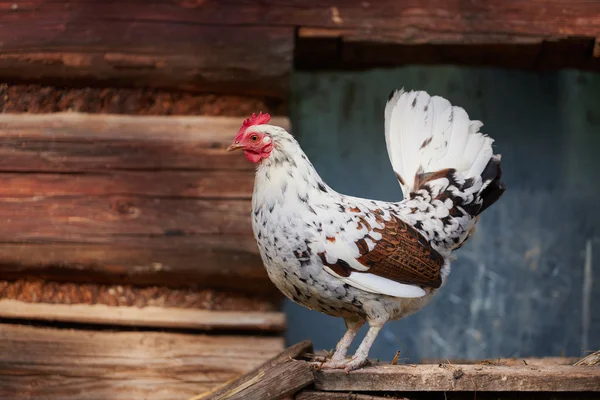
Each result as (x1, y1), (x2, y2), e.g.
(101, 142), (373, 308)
(227, 89), (505, 372)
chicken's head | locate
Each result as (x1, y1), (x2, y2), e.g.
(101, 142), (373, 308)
(227, 112), (275, 163)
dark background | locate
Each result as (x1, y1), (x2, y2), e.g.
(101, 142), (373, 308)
(287, 66), (600, 362)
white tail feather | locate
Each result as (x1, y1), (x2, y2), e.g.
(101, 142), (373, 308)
(385, 89), (495, 198)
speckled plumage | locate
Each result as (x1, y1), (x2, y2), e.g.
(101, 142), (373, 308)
(251, 134), (441, 322)
(233, 90), (505, 371)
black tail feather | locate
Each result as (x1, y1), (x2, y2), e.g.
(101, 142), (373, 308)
(477, 156), (505, 215)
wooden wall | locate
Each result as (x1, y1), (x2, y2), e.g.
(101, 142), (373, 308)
(0, 89), (289, 400)
(1, 1), (600, 398)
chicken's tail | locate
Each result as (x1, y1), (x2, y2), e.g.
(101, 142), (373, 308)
(384, 89), (505, 250)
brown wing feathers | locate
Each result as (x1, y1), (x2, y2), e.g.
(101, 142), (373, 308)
(318, 211), (445, 290)
(358, 215), (444, 288)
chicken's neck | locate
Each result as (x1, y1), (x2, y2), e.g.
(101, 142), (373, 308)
(252, 137), (333, 216)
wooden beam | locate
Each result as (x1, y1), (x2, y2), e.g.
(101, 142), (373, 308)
(199, 340), (314, 400)
(296, 34), (600, 72)
(1, 0), (599, 87)
(0, 171), (254, 199)
(0, 299), (285, 332)
(0, 113), (289, 172)
(0, 323), (284, 400)
(297, 392), (408, 400)
(0, 11), (293, 97)
(0, 113), (289, 294)
(2, 0), (598, 44)
(421, 357), (581, 366)
(0, 197), (253, 238)
(0, 238), (271, 294)
(314, 364), (600, 392)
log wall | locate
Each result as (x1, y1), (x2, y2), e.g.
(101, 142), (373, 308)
(2, 1), (600, 398)
(0, 112), (289, 297)
(0, 0), (599, 92)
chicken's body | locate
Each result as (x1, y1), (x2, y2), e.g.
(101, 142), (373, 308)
(229, 90), (505, 372)
(252, 145), (438, 321)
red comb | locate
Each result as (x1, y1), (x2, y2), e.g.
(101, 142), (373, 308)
(235, 112), (271, 141)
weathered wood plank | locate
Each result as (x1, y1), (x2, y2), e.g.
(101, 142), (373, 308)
(199, 340), (314, 400)
(0, 171), (254, 198)
(2, 0), (599, 43)
(1, 0), (599, 84)
(421, 357), (581, 366)
(0, 323), (285, 400)
(0, 197), (252, 239)
(296, 35), (600, 72)
(197, 361), (313, 400)
(0, 14), (293, 97)
(0, 299), (285, 332)
(296, 392), (409, 400)
(314, 364), (600, 392)
(0, 113), (289, 172)
(0, 236), (273, 294)
(0, 113), (289, 294)
(297, 391), (599, 400)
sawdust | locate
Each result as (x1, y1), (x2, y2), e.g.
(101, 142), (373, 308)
(0, 83), (287, 115)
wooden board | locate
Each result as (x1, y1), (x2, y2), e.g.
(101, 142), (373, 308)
(0, 238), (269, 293)
(199, 340), (314, 400)
(0, 299), (285, 332)
(0, 12), (293, 97)
(0, 0), (599, 89)
(297, 390), (598, 400)
(421, 357), (581, 366)
(314, 364), (600, 392)
(297, 392), (408, 400)
(0, 323), (285, 400)
(2, 0), (598, 43)
(0, 113), (290, 294)
(0, 113), (289, 172)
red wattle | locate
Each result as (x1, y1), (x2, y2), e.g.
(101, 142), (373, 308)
(244, 150), (262, 163)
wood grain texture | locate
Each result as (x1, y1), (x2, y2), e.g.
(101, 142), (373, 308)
(0, 113), (289, 172)
(0, 323), (285, 400)
(0, 113), (290, 294)
(314, 364), (600, 392)
(2, 0), (598, 43)
(197, 361), (313, 400)
(0, 171), (254, 198)
(297, 392), (409, 400)
(0, 0), (599, 87)
(0, 236), (270, 294)
(421, 357), (581, 366)
(0, 299), (285, 332)
(200, 340), (314, 400)
(0, 8), (293, 97)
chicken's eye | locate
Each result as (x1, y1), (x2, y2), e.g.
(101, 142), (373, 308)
(250, 135), (259, 142)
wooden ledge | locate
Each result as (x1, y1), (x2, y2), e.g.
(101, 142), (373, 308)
(0, 323), (285, 400)
(0, 299), (286, 332)
(313, 363), (600, 392)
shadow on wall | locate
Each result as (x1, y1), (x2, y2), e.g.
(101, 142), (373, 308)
(286, 66), (600, 362)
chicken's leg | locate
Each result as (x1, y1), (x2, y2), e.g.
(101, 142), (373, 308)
(312, 317), (364, 369)
(341, 322), (383, 373)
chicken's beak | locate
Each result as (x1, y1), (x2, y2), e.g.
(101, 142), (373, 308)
(227, 142), (244, 152)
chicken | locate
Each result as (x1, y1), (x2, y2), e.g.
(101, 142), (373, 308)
(227, 89), (506, 372)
